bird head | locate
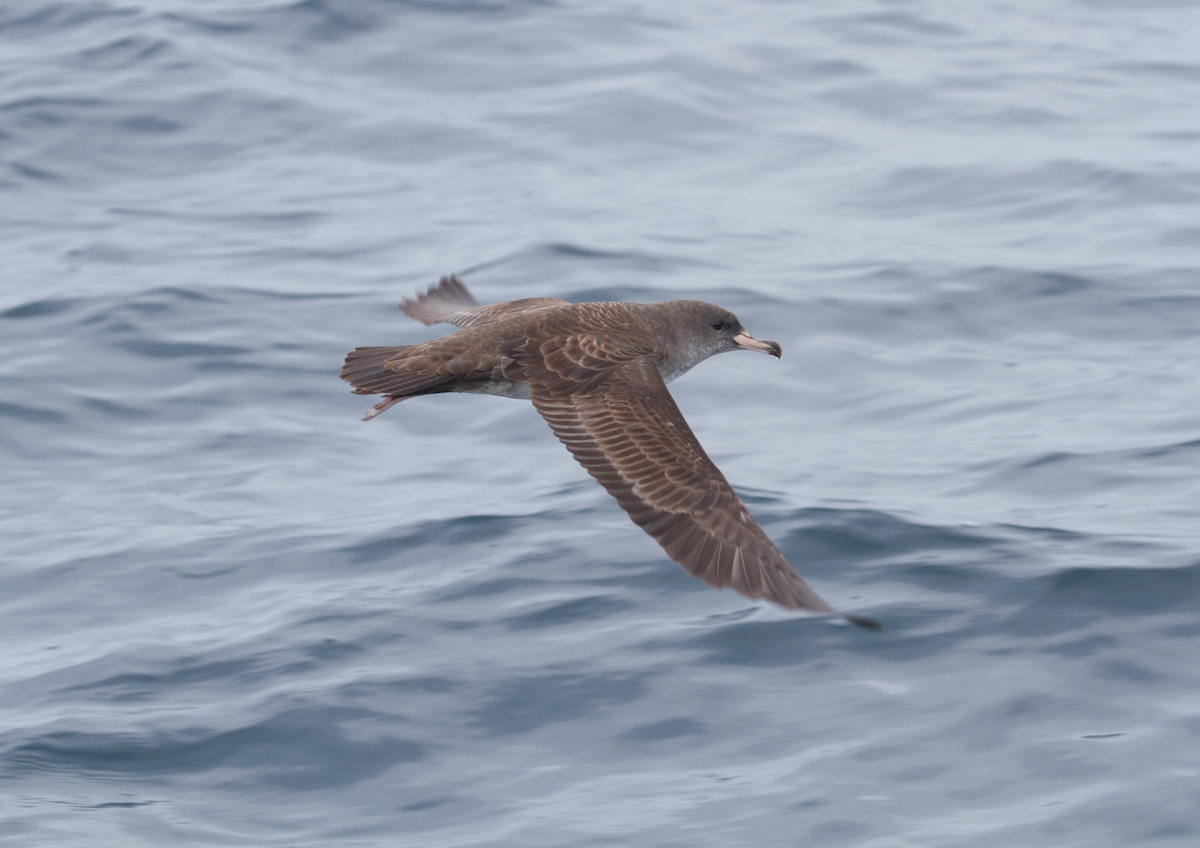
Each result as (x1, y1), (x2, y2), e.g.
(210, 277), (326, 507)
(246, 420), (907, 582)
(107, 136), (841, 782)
(647, 301), (782, 382)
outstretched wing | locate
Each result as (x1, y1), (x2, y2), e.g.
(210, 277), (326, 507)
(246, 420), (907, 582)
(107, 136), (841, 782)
(402, 276), (567, 329)
(511, 345), (875, 625)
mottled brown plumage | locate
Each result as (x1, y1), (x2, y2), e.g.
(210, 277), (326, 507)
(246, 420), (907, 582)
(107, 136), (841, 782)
(340, 276), (878, 629)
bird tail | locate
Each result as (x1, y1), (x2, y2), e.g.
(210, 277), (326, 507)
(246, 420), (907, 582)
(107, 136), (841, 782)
(339, 344), (457, 422)
(340, 346), (413, 394)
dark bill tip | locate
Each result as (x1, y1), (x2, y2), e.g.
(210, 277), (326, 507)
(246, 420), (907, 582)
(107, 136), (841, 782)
(732, 331), (782, 358)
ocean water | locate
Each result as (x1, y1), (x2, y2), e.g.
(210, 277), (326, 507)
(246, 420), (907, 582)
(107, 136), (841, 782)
(3, 0), (1200, 845)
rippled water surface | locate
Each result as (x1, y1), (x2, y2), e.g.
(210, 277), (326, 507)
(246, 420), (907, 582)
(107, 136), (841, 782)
(3, 1), (1200, 845)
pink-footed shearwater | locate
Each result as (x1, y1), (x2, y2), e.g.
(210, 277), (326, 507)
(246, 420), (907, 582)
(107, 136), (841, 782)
(340, 276), (879, 630)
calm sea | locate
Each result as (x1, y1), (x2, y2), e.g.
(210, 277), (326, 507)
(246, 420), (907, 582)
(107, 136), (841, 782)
(3, 1), (1199, 845)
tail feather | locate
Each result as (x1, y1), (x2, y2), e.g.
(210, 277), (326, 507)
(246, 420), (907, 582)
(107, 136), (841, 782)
(340, 346), (408, 385)
(340, 345), (448, 399)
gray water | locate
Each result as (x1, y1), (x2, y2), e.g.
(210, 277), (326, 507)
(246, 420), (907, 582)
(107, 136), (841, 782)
(3, 1), (1200, 845)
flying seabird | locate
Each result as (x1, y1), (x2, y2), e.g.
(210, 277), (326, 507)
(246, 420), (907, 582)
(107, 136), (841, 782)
(340, 276), (879, 629)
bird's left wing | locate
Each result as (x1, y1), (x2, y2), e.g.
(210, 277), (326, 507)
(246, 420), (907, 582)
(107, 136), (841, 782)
(515, 350), (876, 627)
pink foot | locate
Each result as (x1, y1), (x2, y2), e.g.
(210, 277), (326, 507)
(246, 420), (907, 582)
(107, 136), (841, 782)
(363, 396), (405, 420)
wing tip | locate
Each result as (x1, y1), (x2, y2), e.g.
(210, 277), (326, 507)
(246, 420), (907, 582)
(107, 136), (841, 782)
(401, 275), (480, 325)
(843, 613), (882, 631)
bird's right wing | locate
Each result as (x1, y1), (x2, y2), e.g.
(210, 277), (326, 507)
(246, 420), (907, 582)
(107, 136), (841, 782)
(402, 276), (566, 329)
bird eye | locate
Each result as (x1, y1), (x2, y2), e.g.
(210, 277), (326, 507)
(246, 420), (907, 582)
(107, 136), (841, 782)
(711, 321), (725, 331)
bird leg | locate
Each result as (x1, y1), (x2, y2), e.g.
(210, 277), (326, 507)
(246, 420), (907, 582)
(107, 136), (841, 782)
(363, 395), (406, 421)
